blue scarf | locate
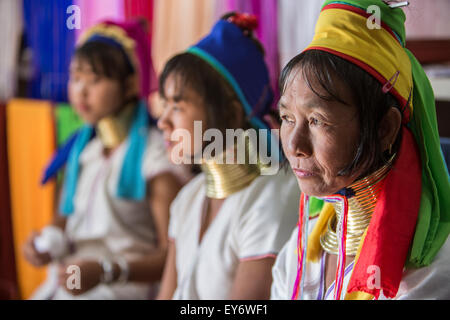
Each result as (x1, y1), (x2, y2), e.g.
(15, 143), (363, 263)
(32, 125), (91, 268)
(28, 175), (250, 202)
(42, 102), (149, 216)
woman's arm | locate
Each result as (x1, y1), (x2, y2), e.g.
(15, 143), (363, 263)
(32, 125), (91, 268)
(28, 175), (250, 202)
(59, 172), (183, 296)
(156, 240), (178, 300)
(229, 257), (276, 300)
(122, 172), (183, 283)
(52, 182), (67, 230)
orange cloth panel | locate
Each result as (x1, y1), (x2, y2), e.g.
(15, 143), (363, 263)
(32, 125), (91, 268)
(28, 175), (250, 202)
(152, 0), (216, 74)
(6, 99), (56, 299)
(151, 0), (216, 117)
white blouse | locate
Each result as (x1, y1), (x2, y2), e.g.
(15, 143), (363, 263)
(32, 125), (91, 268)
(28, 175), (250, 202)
(32, 128), (185, 300)
(271, 218), (450, 300)
(169, 169), (301, 300)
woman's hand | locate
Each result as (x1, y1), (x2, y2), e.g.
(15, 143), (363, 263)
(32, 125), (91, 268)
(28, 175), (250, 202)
(23, 231), (52, 267)
(58, 259), (103, 296)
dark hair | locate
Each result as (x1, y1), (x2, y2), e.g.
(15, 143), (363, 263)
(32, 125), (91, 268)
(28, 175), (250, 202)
(159, 12), (266, 134)
(280, 50), (402, 179)
(72, 41), (138, 104)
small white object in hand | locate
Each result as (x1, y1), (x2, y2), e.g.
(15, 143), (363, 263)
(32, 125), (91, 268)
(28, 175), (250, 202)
(34, 226), (69, 259)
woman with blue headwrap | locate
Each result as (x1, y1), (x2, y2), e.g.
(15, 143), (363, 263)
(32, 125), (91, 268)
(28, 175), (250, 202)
(156, 13), (300, 300)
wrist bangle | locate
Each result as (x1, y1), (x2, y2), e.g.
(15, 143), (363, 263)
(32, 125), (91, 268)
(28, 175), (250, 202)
(115, 257), (130, 284)
(99, 258), (114, 284)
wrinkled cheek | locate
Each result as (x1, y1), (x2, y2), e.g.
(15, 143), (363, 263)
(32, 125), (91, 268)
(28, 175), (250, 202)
(319, 161), (355, 193)
(280, 127), (294, 162)
(314, 147), (345, 185)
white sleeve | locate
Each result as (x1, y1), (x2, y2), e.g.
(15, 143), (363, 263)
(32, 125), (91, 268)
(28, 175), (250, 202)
(233, 175), (299, 261)
(167, 175), (204, 241)
(168, 195), (180, 241)
(234, 206), (289, 260)
(271, 241), (290, 300)
(271, 226), (299, 300)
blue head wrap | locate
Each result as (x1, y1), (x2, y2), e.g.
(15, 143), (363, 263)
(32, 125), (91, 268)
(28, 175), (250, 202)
(188, 19), (274, 131)
(187, 19), (282, 160)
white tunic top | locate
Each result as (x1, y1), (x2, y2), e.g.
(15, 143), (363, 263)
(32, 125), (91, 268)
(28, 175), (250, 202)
(169, 169), (300, 300)
(32, 128), (186, 300)
(271, 217), (450, 300)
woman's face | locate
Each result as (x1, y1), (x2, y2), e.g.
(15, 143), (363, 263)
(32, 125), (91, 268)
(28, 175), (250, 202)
(157, 74), (208, 163)
(279, 67), (362, 197)
(68, 59), (124, 125)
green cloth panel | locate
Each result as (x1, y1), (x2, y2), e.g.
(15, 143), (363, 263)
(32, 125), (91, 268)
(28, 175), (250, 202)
(54, 104), (83, 185)
(309, 197), (324, 218)
(54, 104), (83, 147)
(406, 51), (450, 267)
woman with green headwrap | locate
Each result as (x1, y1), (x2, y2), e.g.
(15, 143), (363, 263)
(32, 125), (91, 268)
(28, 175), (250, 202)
(272, 0), (450, 300)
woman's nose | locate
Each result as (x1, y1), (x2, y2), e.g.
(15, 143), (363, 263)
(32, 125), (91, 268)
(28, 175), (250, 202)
(157, 108), (171, 131)
(77, 80), (88, 98)
(286, 123), (313, 158)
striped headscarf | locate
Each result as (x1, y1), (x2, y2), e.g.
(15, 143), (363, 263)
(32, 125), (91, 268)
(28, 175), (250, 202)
(293, 0), (450, 300)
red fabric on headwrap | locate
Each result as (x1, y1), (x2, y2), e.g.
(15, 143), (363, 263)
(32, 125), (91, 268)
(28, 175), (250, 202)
(101, 20), (158, 98)
(347, 127), (422, 298)
(228, 13), (259, 31)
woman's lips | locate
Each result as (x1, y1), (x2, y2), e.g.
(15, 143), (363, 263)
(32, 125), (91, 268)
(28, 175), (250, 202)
(77, 104), (90, 113)
(164, 138), (177, 149)
(293, 168), (317, 178)
(164, 140), (172, 148)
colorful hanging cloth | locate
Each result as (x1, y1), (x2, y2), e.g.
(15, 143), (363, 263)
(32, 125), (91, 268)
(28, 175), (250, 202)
(7, 99), (56, 299)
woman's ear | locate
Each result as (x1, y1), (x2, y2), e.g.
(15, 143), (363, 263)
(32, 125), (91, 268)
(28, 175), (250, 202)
(379, 106), (402, 153)
(124, 74), (140, 100)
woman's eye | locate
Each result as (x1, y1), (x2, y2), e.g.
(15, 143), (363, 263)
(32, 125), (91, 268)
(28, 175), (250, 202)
(309, 117), (324, 126)
(280, 114), (295, 124)
(70, 75), (80, 83)
(161, 101), (181, 112)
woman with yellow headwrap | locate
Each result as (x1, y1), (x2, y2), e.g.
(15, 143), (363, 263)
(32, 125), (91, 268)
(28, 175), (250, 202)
(272, 0), (450, 300)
